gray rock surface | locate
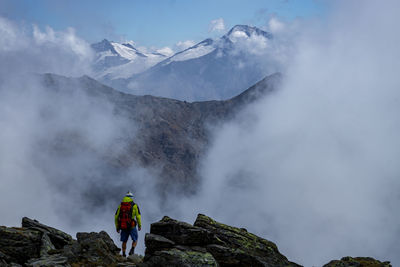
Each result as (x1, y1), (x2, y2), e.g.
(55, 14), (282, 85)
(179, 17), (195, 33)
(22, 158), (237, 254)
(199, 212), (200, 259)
(0, 215), (391, 267)
(149, 216), (217, 246)
(0, 226), (41, 265)
(142, 214), (301, 267)
(22, 217), (72, 249)
(0, 218), (138, 267)
(144, 233), (175, 252)
(323, 256), (392, 267)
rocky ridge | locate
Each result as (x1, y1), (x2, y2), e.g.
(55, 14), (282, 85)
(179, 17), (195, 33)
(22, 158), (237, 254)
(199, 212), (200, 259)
(143, 214), (300, 267)
(0, 215), (391, 267)
(0, 217), (132, 267)
(38, 72), (281, 196)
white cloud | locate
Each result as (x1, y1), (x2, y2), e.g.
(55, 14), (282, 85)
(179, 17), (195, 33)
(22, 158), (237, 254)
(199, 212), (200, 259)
(0, 17), (93, 76)
(33, 25), (92, 59)
(209, 18), (226, 32)
(179, 0), (400, 266)
(268, 17), (285, 33)
(0, 17), (24, 51)
(175, 40), (196, 51)
(230, 30), (248, 39)
(156, 46), (174, 56)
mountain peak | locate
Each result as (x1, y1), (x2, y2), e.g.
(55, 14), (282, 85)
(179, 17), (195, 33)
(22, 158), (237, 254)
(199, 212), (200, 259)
(121, 42), (136, 50)
(91, 39), (118, 54)
(226, 24), (272, 40)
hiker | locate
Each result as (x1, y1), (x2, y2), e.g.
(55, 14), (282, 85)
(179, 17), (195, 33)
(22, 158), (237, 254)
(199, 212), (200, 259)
(115, 191), (142, 257)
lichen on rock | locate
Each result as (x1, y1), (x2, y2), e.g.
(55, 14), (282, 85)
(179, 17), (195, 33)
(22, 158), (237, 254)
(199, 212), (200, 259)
(143, 213), (301, 267)
(323, 256), (392, 267)
(0, 218), (139, 267)
(0, 215), (393, 267)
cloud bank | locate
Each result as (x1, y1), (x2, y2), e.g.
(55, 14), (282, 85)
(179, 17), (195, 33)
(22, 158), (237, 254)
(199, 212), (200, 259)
(0, 16), (164, 253)
(0, 17), (94, 77)
(178, 0), (400, 266)
(209, 18), (226, 33)
(1, 1), (400, 265)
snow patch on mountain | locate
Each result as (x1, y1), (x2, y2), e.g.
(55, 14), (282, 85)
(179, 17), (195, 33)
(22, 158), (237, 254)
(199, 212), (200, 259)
(91, 39), (167, 79)
(165, 39), (215, 63)
(111, 42), (143, 60)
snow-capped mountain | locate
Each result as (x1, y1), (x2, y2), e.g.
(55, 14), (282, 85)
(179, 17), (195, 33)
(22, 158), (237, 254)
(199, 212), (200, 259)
(93, 25), (279, 101)
(91, 39), (167, 80)
(160, 25), (273, 67)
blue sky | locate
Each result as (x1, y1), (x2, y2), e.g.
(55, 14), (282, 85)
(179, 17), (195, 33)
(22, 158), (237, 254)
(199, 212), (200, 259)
(0, 0), (326, 47)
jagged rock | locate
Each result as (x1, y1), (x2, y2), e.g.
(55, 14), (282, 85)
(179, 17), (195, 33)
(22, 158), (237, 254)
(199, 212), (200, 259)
(71, 231), (121, 265)
(22, 217), (72, 249)
(0, 250), (11, 266)
(77, 231), (120, 254)
(127, 254), (144, 265)
(143, 214), (301, 267)
(0, 218), (126, 267)
(40, 233), (56, 256)
(141, 248), (218, 267)
(0, 216), (393, 267)
(0, 226), (42, 265)
(323, 256), (392, 267)
(205, 244), (269, 266)
(117, 262), (138, 267)
(145, 233), (175, 252)
(26, 254), (70, 267)
(150, 216), (217, 246)
(194, 214), (301, 267)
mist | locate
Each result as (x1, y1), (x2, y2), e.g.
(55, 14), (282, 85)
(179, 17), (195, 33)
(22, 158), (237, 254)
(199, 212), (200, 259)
(0, 17), (166, 253)
(1, 1), (399, 265)
(178, 0), (400, 266)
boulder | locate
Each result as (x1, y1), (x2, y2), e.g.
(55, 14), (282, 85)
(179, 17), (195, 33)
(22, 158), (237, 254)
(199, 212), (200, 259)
(127, 254), (144, 265)
(194, 214), (301, 267)
(73, 231), (121, 265)
(39, 233), (56, 256)
(22, 217), (72, 249)
(0, 250), (11, 265)
(0, 226), (42, 265)
(323, 256), (392, 267)
(0, 218), (129, 267)
(150, 216), (217, 246)
(141, 248), (218, 267)
(145, 233), (175, 252)
(142, 214), (301, 267)
(77, 230), (120, 254)
(26, 254), (70, 267)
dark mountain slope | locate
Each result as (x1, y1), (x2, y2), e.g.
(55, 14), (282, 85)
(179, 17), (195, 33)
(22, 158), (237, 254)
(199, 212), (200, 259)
(38, 72), (281, 197)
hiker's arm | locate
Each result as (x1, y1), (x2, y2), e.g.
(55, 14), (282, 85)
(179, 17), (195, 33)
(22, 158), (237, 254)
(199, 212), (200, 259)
(114, 206), (121, 231)
(134, 204), (141, 230)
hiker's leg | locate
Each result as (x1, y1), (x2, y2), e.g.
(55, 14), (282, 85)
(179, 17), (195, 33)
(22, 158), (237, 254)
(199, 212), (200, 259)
(122, 241), (127, 253)
(120, 230), (129, 256)
(129, 228), (138, 255)
(129, 241), (137, 255)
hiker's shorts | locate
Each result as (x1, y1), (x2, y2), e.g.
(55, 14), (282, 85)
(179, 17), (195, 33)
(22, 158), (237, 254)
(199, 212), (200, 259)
(120, 227), (138, 242)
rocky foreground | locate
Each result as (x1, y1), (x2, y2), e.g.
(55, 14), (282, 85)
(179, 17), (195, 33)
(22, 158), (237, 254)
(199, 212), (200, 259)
(0, 215), (391, 267)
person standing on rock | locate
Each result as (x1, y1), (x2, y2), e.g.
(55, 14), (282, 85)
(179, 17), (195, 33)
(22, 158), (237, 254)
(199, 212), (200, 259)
(115, 191), (142, 257)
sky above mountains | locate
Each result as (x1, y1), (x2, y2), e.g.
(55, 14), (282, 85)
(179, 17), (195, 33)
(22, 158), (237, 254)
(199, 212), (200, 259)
(0, 0), (326, 49)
